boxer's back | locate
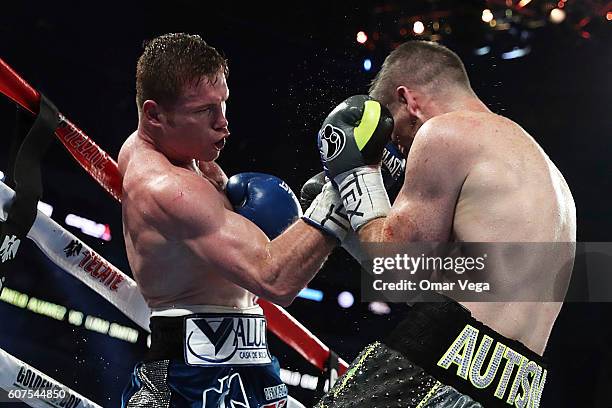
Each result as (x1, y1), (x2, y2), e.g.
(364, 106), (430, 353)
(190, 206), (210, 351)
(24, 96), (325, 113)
(118, 133), (255, 309)
(448, 111), (576, 354)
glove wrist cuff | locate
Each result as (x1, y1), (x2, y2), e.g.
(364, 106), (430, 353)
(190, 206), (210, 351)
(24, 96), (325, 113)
(335, 167), (391, 231)
(301, 216), (341, 244)
(303, 182), (349, 242)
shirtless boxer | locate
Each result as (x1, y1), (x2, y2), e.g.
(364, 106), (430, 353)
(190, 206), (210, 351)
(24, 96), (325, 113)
(116, 33), (366, 408)
(315, 41), (576, 407)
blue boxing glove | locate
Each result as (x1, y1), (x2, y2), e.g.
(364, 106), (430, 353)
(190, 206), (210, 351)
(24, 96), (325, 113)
(226, 172), (302, 239)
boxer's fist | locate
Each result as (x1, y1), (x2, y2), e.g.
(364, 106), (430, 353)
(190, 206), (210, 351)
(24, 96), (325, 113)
(301, 144), (405, 257)
(318, 95), (394, 182)
(301, 141), (405, 211)
(301, 174), (349, 243)
(317, 96), (394, 230)
(299, 172), (326, 211)
(226, 173), (302, 239)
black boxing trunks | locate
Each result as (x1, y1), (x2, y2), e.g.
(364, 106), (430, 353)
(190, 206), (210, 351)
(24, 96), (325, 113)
(121, 305), (288, 408)
(316, 298), (547, 408)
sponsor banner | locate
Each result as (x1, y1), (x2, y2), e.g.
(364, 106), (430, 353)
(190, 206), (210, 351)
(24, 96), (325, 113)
(0, 181), (150, 331)
(58, 119), (108, 171)
(358, 242), (612, 302)
(185, 314), (271, 366)
(0, 347), (101, 407)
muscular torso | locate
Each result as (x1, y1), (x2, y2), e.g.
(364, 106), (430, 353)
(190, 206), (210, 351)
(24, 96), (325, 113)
(445, 112), (576, 354)
(119, 133), (257, 309)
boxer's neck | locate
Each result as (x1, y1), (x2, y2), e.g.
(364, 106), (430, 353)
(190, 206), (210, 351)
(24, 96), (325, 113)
(196, 160), (227, 192)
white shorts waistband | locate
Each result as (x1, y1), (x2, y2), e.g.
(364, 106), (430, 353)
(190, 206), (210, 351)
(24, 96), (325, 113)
(150, 304), (264, 318)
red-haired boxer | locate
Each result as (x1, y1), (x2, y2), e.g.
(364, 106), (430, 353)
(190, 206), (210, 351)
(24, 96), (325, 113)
(118, 33), (351, 408)
(315, 41), (576, 408)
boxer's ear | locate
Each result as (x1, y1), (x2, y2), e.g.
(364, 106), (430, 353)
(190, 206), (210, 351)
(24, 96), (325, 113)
(396, 86), (421, 117)
(142, 100), (164, 128)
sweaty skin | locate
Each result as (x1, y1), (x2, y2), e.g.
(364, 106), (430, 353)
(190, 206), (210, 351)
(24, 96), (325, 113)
(119, 72), (334, 309)
(361, 102), (576, 355)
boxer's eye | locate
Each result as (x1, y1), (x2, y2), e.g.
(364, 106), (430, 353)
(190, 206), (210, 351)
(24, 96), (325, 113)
(194, 104), (215, 114)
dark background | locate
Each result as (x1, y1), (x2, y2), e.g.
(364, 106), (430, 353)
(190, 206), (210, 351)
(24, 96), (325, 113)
(1, 1), (611, 407)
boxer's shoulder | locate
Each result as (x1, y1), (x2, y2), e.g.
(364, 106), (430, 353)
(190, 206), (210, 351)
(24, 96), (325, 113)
(414, 110), (516, 165)
(123, 158), (225, 235)
(150, 168), (221, 210)
(117, 131), (139, 176)
(418, 111), (493, 139)
(411, 114), (481, 169)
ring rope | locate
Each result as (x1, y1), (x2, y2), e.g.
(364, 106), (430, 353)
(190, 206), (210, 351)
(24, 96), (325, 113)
(0, 347), (102, 408)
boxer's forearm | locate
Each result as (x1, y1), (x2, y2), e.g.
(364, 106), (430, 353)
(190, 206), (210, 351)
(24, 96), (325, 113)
(259, 220), (335, 306)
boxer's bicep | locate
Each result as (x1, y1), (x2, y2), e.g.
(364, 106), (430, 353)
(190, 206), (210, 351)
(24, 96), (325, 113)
(149, 175), (278, 298)
(388, 127), (470, 241)
(189, 207), (331, 305)
(190, 207), (280, 296)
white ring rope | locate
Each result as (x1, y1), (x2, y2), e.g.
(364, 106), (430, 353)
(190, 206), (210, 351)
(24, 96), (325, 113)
(0, 347), (102, 408)
(0, 180), (151, 331)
